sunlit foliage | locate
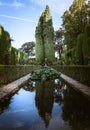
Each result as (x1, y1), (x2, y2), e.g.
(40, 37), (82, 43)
(35, 5), (55, 64)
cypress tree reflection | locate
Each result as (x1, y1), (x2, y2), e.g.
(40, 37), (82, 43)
(62, 87), (90, 130)
(35, 81), (54, 128)
(23, 81), (35, 92)
(0, 94), (14, 115)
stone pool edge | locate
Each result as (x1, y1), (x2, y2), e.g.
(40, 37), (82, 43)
(0, 73), (90, 101)
(60, 74), (90, 100)
(0, 74), (30, 101)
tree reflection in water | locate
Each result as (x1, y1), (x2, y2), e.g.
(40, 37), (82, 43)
(35, 79), (65, 128)
(0, 92), (18, 115)
(23, 81), (35, 92)
(0, 96), (12, 115)
(35, 80), (54, 128)
(35, 79), (90, 130)
(62, 86), (90, 130)
(0, 79), (90, 130)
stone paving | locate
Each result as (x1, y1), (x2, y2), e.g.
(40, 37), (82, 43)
(60, 74), (90, 99)
(0, 74), (30, 100)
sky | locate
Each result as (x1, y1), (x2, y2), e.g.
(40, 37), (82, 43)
(0, 0), (73, 49)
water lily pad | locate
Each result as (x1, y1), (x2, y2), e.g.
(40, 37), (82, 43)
(30, 66), (61, 81)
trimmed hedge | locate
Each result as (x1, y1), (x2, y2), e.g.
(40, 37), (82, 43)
(0, 65), (40, 87)
(0, 65), (90, 87)
(52, 65), (90, 86)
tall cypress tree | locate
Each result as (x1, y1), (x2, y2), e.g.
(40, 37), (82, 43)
(35, 5), (55, 64)
(0, 25), (11, 64)
(62, 0), (87, 64)
(0, 25), (12, 65)
(0, 25), (4, 64)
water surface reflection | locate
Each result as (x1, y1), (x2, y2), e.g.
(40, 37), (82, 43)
(35, 81), (54, 127)
(62, 87), (90, 130)
(0, 79), (90, 130)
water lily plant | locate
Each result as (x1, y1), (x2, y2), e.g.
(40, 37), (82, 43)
(30, 66), (61, 81)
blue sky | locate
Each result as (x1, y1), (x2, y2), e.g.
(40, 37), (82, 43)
(0, 0), (73, 49)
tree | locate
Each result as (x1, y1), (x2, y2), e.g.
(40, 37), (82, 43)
(77, 33), (84, 64)
(20, 41), (35, 58)
(10, 47), (28, 65)
(62, 0), (88, 64)
(0, 25), (11, 65)
(0, 25), (4, 64)
(82, 25), (90, 64)
(4, 31), (11, 65)
(35, 5), (55, 64)
(54, 28), (64, 59)
(87, 0), (90, 24)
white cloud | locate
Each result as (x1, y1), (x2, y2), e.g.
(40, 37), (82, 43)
(11, 1), (25, 8)
(30, 0), (73, 15)
(0, 0), (25, 8)
(30, 0), (67, 14)
(0, 14), (37, 23)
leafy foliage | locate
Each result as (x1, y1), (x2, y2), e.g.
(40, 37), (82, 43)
(76, 25), (90, 65)
(0, 25), (11, 65)
(82, 25), (90, 64)
(10, 47), (29, 65)
(35, 5), (55, 64)
(30, 66), (61, 81)
(76, 33), (84, 64)
(0, 24), (29, 65)
(61, 0), (90, 65)
(20, 41), (35, 58)
(54, 28), (64, 59)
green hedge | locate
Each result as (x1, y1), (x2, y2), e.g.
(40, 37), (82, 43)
(1, 65), (89, 87)
(0, 65), (40, 87)
(52, 65), (90, 86)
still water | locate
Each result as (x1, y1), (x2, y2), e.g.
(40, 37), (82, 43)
(0, 79), (90, 130)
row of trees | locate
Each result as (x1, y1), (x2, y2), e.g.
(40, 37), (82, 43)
(10, 47), (28, 65)
(1, 0), (90, 65)
(0, 25), (29, 65)
(35, 1), (90, 65)
(55, 0), (90, 65)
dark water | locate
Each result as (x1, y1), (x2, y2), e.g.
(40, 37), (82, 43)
(0, 79), (90, 130)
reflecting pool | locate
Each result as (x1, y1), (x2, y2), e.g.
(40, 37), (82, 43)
(0, 79), (90, 130)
